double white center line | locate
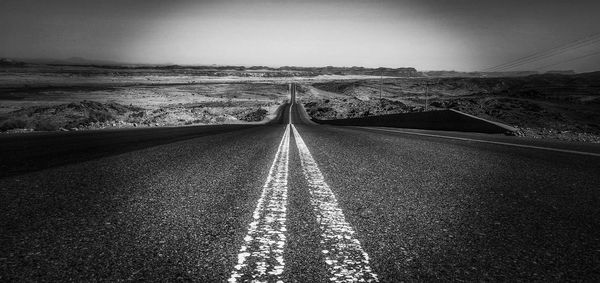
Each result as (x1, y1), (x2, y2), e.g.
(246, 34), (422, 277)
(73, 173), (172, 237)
(230, 115), (378, 282)
(291, 124), (379, 282)
(229, 124), (291, 283)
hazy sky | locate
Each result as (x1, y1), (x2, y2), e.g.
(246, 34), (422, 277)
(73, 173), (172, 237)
(1, 0), (599, 71)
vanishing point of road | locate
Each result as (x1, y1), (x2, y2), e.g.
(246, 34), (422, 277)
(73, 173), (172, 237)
(1, 96), (599, 281)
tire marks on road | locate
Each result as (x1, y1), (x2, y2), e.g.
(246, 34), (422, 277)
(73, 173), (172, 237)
(229, 124), (291, 283)
(291, 124), (379, 282)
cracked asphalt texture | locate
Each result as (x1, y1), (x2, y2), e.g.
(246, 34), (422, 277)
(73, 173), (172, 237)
(1, 102), (599, 281)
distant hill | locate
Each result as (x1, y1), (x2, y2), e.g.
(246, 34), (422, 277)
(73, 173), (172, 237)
(277, 66), (420, 77)
(16, 57), (125, 66)
(6, 58), (423, 77)
(423, 70), (539, 78)
(575, 71), (600, 78)
(0, 58), (26, 67)
(544, 70), (576, 75)
(7, 57), (593, 78)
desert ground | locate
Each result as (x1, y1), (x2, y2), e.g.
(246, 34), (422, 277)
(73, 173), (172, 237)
(298, 74), (600, 142)
(0, 65), (294, 131)
(1, 63), (599, 142)
(0, 64), (398, 132)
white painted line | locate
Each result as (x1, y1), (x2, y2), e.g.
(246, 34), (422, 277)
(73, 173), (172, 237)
(229, 124), (291, 283)
(361, 127), (600, 158)
(289, 92), (294, 125)
(291, 124), (379, 282)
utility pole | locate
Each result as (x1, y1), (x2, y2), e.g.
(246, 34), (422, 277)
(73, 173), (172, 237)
(379, 70), (383, 100)
(379, 69), (384, 114)
(425, 81), (429, 112)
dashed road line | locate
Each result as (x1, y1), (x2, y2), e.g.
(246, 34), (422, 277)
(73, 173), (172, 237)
(229, 124), (291, 283)
(291, 124), (379, 282)
(361, 126), (600, 157)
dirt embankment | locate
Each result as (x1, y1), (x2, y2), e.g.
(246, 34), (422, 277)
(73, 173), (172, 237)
(0, 100), (275, 132)
(300, 73), (600, 143)
(303, 98), (415, 120)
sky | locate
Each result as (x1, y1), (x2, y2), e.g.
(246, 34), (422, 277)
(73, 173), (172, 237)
(1, 0), (599, 72)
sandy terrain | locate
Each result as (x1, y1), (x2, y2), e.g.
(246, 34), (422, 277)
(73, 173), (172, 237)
(0, 64), (394, 88)
(298, 73), (600, 143)
(0, 66), (299, 132)
(3, 64), (599, 143)
(0, 65), (394, 132)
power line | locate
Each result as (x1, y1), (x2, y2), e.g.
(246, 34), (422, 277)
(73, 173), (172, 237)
(537, 50), (600, 70)
(484, 33), (600, 71)
(486, 35), (600, 72)
(483, 33), (600, 72)
(490, 37), (600, 72)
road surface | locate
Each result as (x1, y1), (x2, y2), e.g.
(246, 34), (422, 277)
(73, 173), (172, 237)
(1, 100), (599, 282)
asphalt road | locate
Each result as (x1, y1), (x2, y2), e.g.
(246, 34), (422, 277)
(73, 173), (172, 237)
(1, 101), (599, 282)
(0, 104), (287, 179)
